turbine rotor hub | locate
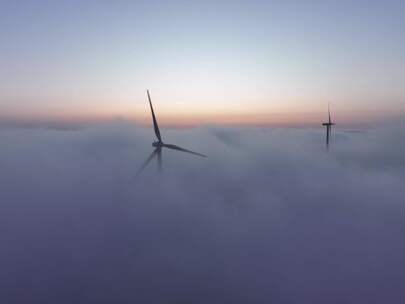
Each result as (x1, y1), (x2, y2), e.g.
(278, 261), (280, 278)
(152, 141), (163, 147)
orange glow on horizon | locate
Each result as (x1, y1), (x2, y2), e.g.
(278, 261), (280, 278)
(1, 106), (403, 129)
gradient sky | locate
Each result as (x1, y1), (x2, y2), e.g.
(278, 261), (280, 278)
(1, 0), (404, 126)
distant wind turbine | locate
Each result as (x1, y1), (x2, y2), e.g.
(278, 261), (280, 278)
(322, 104), (335, 149)
(136, 90), (206, 177)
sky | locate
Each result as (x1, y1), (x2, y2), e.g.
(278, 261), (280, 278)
(1, 122), (405, 303)
(1, 0), (405, 126)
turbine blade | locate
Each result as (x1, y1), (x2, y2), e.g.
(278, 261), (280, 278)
(328, 104), (332, 124)
(135, 148), (159, 178)
(147, 90), (162, 142)
(162, 144), (207, 158)
(157, 147), (162, 172)
(329, 125), (332, 140)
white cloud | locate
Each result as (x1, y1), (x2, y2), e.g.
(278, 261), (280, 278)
(1, 123), (405, 303)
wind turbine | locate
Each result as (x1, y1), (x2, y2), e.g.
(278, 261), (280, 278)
(136, 90), (206, 177)
(322, 104), (335, 149)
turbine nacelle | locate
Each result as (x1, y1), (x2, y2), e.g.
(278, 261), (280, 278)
(152, 141), (163, 148)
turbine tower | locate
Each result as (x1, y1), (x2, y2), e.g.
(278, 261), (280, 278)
(322, 104), (335, 149)
(136, 90), (206, 177)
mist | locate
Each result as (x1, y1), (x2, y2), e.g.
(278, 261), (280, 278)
(1, 122), (405, 303)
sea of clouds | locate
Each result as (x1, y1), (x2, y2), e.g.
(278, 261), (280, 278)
(1, 122), (405, 303)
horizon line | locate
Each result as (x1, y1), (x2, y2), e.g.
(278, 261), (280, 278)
(1, 111), (404, 130)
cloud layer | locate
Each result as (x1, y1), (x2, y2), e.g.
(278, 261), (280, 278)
(1, 123), (405, 303)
